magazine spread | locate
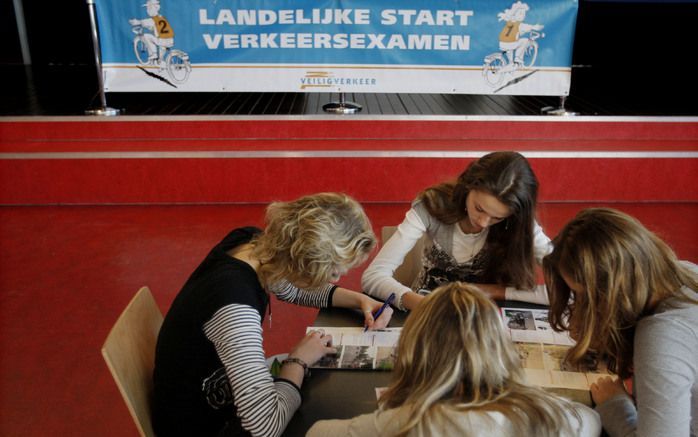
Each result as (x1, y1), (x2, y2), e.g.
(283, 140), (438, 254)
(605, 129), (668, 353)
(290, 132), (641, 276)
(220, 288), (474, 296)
(306, 307), (608, 404)
(500, 307), (609, 403)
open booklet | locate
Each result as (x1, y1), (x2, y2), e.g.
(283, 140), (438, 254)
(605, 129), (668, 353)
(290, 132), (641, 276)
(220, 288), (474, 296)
(308, 308), (608, 404)
(305, 327), (401, 370)
(500, 307), (610, 405)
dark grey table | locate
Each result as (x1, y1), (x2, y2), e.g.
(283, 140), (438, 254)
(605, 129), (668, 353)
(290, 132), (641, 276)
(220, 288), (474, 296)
(281, 300), (567, 436)
(282, 307), (407, 436)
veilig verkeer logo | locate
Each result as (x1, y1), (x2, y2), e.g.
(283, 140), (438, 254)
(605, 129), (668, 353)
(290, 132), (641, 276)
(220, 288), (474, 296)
(300, 71), (377, 90)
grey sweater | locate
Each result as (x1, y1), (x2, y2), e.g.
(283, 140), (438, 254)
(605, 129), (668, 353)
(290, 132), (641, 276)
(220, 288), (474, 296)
(596, 263), (698, 437)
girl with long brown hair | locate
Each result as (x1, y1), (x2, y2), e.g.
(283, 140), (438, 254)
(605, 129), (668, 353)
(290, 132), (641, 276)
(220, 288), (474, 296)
(543, 208), (698, 437)
(363, 151), (550, 310)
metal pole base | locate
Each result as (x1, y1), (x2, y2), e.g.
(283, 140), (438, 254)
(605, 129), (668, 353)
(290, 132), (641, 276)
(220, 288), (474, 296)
(541, 96), (578, 116)
(323, 93), (362, 114)
(541, 107), (579, 116)
(85, 107), (121, 116)
(322, 101), (362, 114)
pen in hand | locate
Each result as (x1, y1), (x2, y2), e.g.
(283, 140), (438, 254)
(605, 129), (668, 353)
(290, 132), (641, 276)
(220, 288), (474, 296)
(364, 293), (396, 332)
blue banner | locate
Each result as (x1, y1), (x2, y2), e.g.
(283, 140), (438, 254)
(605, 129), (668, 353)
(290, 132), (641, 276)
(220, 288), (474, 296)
(96, 0), (578, 94)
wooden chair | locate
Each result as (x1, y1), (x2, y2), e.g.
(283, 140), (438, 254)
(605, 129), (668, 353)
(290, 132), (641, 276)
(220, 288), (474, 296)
(381, 226), (425, 288)
(102, 286), (163, 437)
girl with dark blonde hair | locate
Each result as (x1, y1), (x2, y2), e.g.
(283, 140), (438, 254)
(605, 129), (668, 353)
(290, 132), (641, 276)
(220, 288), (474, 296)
(363, 151), (550, 311)
(307, 282), (600, 436)
(153, 193), (393, 437)
(543, 207), (698, 437)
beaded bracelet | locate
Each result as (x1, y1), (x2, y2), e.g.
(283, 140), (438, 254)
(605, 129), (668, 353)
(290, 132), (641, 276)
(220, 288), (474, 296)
(281, 357), (310, 377)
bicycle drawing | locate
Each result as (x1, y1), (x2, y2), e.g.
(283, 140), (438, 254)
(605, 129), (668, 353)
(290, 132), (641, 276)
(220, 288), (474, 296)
(129, 0), (191, 85)
(131, 24), (191, 84)
(482, 30), (544, 87)
(482, 1), (544, 90)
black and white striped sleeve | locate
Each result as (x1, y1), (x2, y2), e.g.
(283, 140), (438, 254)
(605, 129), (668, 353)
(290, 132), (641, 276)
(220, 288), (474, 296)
(203, 303), (301, 437)
(267, 280), (336, 308)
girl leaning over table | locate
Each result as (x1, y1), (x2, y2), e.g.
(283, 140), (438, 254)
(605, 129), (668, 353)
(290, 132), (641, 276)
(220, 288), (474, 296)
(362, 151), (551, 311)
(543, 208), (698, 437)
(152, 193), (393, 437)
(307, 282), (601, 437)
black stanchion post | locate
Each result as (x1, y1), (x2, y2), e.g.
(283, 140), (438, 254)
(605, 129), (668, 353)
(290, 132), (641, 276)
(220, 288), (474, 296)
(323, 92), (362, 114)
(85, 0), (121, 116)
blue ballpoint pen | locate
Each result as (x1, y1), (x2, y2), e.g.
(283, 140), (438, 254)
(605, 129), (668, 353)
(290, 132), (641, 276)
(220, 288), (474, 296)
(364, 292), (396, 332)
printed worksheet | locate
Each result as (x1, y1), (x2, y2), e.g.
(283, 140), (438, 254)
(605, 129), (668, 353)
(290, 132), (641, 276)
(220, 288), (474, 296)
(500, 307), (575, 346)
(515, 342), (609, 391)
(501, 307), (610, 402)
(306, 327), (401, 370)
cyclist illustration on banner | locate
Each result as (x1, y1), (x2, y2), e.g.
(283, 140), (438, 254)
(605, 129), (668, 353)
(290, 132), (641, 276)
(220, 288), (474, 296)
(483, 1), (544, 91)
(129, 0), (191, 86)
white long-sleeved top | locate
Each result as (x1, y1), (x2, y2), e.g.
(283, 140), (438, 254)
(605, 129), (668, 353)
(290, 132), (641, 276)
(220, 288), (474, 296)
(362, 207), (551, 309)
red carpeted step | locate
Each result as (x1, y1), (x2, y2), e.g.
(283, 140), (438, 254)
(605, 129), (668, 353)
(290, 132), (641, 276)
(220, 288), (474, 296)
(1, 117), (697, 205)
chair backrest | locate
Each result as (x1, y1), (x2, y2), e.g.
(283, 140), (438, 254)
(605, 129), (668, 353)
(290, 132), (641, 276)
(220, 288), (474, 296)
(381, 226), (425, 288)
(102, 286), (163, 437)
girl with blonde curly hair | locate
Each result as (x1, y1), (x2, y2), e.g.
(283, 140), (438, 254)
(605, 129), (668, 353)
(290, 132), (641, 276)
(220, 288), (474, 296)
(308, 282), (600, 436)
(543, 208), (698, 437)
(153, 193), (393, 437)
